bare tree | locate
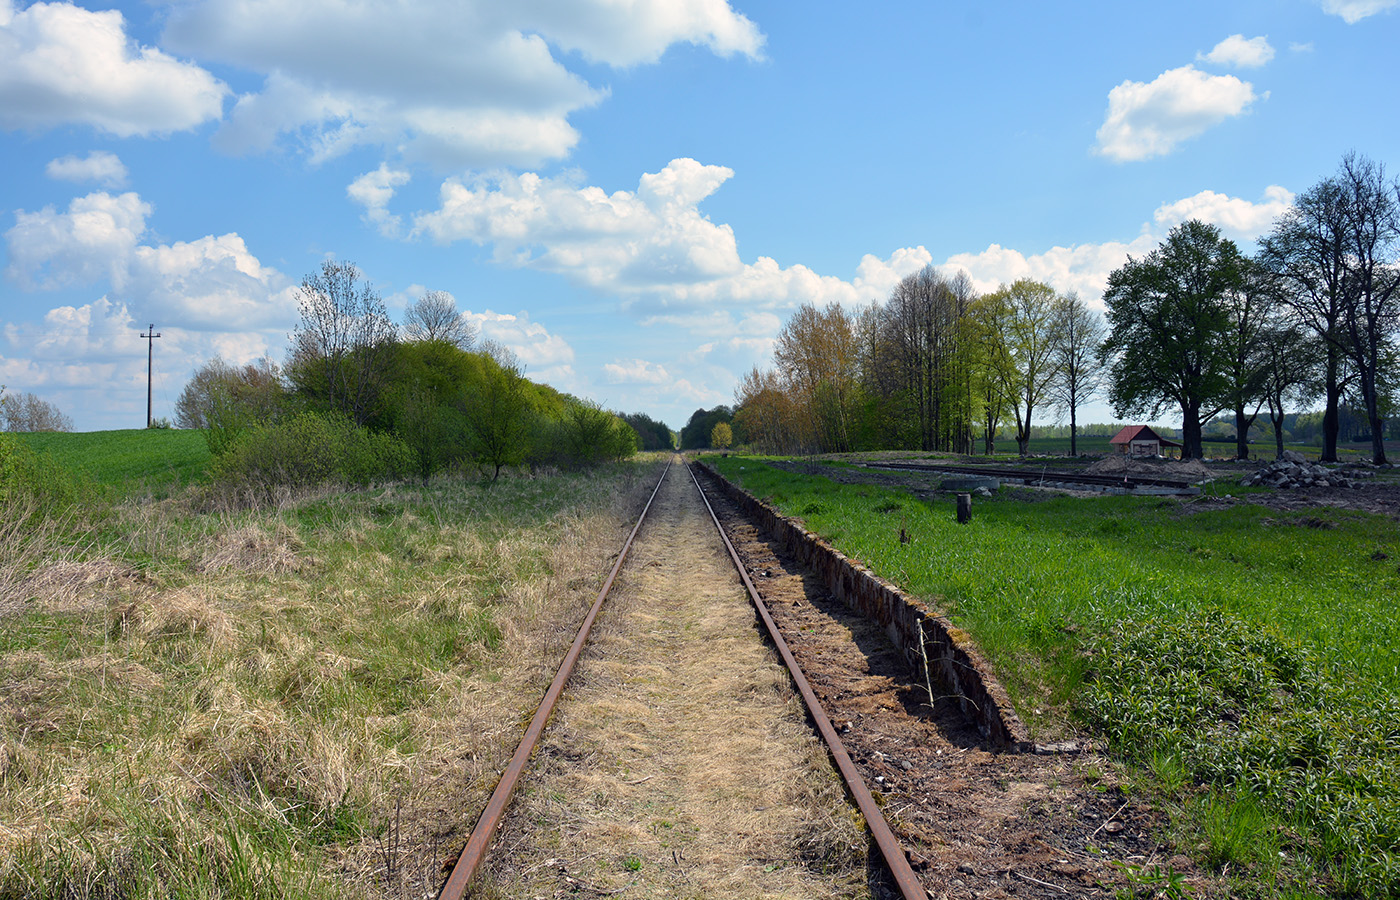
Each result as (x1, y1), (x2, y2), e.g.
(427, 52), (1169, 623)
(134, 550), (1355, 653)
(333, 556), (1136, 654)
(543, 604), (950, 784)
(175, 357), (284, 430)
(1335, 153), (1400, 465)
(287, 260), (398, 425)
(0, 388), (73, 432)
(403, 290), (478, 350)
(1048, 293), (1105, 456)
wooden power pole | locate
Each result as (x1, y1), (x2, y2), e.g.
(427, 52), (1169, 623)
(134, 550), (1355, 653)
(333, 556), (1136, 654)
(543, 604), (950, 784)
(141, 323), (161, 428)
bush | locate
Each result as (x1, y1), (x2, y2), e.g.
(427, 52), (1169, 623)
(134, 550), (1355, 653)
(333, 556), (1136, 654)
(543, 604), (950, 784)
(210, 412), (414, 498)
(0, 432), (82, 514)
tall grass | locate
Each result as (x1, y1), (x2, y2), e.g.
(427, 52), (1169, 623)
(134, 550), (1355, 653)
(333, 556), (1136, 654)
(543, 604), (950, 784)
(0, 455), (663, 899)
(710, 456), (1400, 897)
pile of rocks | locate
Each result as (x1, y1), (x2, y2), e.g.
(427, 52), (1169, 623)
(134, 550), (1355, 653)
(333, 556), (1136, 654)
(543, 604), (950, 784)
(1240, 451), (1356, 489)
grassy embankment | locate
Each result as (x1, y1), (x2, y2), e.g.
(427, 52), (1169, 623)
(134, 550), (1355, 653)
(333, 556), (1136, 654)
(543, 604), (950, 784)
(1, 429), (663, 898)
(709, 455), (1399, 899)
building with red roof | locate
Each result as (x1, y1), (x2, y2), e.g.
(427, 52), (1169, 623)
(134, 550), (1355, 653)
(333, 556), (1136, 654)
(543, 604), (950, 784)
(1108, 425), (1182, 458)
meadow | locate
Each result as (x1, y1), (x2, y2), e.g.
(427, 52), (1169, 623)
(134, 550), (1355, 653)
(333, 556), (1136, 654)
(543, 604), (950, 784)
(0, 429), (663, 898)
(709, 455), (1400, 899)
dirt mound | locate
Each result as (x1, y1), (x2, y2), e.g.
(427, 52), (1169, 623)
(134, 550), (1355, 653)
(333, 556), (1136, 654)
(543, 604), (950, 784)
(1085, 455), (1214, 480)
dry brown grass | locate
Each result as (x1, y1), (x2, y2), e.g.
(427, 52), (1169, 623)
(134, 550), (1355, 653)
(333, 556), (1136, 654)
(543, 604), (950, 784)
(0, 460), (665, 899)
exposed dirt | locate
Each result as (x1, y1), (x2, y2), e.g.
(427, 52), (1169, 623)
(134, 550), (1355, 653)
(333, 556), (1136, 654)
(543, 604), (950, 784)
(702, 471), (1213, 900)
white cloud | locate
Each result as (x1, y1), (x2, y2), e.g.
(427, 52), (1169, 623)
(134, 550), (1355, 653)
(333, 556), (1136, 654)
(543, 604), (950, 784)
(0, 0), (226, 136)
(1152, 185), (1295, 241)
(604, 358), (671, 385)
(942, 235), (1159, 303)
(161, 0), (762, 168)
(467, 310), (576, 376)
(45, 151), (128, 188)
(6, 191), (151, 289)
(5, 189), (298, 330)
(1198, 34), (1275, 68)
(414, 158), (932, 311)
(1096, 65), (1259, 162)
(1320, 0), (1397, 22)
(348, 164), (412, 237)
(1290, 42), (1316, 52)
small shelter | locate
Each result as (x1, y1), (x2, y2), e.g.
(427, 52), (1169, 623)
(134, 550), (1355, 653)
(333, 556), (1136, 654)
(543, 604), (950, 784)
(1108, 425), (1182, 458)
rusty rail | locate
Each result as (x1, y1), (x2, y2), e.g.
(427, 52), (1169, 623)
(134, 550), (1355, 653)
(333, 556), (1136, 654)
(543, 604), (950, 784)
(437, 457), (671, 900)
(686, 461), (928, 900)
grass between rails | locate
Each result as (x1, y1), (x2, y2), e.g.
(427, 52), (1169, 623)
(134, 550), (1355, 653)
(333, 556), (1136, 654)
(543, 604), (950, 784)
(0, 456), (665, 899)
(709, 455), (1400, 899)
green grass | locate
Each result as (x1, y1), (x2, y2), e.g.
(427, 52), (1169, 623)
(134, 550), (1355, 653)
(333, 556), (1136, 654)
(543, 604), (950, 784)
(711, 455), (1400, 898)
(14, 428), (211, 494)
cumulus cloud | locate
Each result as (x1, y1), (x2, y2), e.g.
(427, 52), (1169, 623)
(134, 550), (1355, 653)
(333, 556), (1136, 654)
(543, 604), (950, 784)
(466, 309), (576, 383)
(414, 158), (932, 310)
(348, 164), (412, 237)
(604, 358), (671, 385)
(1096, 65), (1259, 162)
(0, 0), (226, 136)
(1198, 34), (1275, 68)
(1320, 0), (1397, 22)
(5, 189), (297, 330)
(1152, 185), (1295, 241)
(161, 0), (762, 168)
(45, 151), (128, 187)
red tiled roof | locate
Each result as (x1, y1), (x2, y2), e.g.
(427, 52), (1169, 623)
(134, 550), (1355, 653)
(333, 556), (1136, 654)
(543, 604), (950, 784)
(1108, 425), (1183, 447)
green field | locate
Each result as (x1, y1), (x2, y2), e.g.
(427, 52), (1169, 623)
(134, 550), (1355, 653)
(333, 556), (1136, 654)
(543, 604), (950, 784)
(710, 455), (1400, 898)
(14, 428), (211, 494)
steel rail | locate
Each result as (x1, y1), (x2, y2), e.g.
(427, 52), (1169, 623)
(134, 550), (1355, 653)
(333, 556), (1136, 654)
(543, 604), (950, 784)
(686, 461), (928, 900)
(437, 457), (672, 900)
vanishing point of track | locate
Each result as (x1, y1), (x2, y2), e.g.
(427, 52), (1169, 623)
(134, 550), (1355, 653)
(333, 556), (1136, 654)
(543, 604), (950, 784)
(437, 456), (926, 900)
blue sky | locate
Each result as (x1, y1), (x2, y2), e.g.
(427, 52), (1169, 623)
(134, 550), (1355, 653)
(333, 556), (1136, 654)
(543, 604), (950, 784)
(1, 0), (1396, 433)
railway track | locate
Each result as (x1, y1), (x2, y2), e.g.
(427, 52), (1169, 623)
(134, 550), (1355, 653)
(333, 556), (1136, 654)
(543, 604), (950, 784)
(861, 459), (1203, 494)
(437, 456), (925, 900)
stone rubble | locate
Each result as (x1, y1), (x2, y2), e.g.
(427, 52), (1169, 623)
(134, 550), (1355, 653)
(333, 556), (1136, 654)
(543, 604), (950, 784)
(1240, 450), (1358, 490)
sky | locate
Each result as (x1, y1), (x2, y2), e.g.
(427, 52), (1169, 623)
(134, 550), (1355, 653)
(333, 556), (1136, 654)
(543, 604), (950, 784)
(1, 0), (1397, 434)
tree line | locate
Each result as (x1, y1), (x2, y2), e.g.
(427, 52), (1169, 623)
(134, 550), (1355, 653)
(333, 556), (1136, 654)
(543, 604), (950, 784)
(731, 153), (1399, 463)
(178, 261), (651, 487)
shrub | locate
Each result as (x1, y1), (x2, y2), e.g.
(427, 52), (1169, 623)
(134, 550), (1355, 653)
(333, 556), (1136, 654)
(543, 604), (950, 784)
(0, 432), (82, 513)
(210, 412), (414, 498)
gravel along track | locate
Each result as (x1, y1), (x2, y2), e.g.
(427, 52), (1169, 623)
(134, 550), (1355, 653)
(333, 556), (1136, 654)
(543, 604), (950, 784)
(479, 461), (879, 899)
(699, 472), (1209, 900)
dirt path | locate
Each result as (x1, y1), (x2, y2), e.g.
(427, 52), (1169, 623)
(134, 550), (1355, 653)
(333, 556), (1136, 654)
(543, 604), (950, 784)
(480, 460), (875, 899)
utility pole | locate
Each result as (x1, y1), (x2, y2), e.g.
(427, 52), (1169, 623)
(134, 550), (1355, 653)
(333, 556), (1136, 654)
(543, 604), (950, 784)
(140, 323), (161, 428)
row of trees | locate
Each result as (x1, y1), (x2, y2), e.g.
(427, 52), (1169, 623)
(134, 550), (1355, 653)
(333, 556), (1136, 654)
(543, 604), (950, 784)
(733, 153), (1398, 463)
(177, 261), (644, 482)
(0, 387), (73, 433)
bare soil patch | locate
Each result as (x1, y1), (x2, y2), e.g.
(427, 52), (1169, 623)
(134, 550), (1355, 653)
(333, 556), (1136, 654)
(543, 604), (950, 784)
(479, 463), (871, 899)
(703, 477), (1212, 899)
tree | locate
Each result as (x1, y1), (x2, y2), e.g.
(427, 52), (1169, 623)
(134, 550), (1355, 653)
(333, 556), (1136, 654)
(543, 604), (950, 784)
(982, 279), (1060, 456)
(1218, 259), (1277, 459)
(461, 354), (531, 482)
(0, 388), (72, 432)
(403, 290), (478, 350)
(773, 302), (860, 453)
(1260, 175), (1353, 462)
(1101, 220), (1245, 460)
(710, 421), (733, 450)
(1047, 293), (1106, 456)
(287, 260), (398, 426)
(970, 293), (1017, 455)
(679, 406), (732, 450)
(733, 367), (800, 454)
(1258, 320), (1322, 459)
(1334, 153), (1400, 465)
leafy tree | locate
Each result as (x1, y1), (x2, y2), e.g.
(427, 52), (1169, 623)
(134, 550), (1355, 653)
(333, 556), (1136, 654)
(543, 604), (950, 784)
(679, 406), (732, 450)
(1218, 259), (1277, 459)
(710, 421), (733, 450)
(1258, 320), (1322, 459)
(461, 353), (532, 482)
(286, 260), (398, 425)
(733, 367), (800, 454)
(175, 357), (287, 455)
(403, 290), (478, 349)
(773, 302), (860, 452)
(620, 412), (673, 451)
(983, 279), (1060, 456)
(1048, 293), (1105, 456)
(1101, 220), (1245, 460)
